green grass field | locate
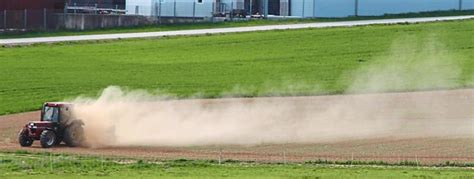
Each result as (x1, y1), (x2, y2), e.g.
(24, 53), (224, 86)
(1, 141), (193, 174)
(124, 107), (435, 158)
(0, 19), (473, 115)
(1, 152), (472, 178)
(1, 10), (473, 39)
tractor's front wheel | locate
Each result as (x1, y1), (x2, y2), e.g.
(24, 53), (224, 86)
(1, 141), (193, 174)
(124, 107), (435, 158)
(18, 129), (33, 147)
(40, 130), (57, 148)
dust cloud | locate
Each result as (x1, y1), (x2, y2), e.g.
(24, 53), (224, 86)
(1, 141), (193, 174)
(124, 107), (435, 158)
(71, 37), (474, 147)
(347, 36), (462, 93)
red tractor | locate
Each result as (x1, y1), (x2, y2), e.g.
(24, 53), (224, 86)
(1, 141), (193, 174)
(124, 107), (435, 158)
(19, 102), (85, 148)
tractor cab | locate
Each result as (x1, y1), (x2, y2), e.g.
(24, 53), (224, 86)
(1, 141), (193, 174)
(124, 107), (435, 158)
(42, 104), (60, 123)
(19, 102), (84, 148)
(40, 102), (74, 124)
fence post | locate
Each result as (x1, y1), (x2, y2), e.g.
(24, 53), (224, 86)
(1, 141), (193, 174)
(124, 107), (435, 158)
(74, 3), (77, 14)
(117, 3), (121, 26)
(415, 154), (419, 168)
(459, 0), (463, 10)
(95, 4), (98, 15)
(264, 0), (268, 18)
(312, 0), (316, 18)
(193, 1), (196, 23)
(64, 3), (67, 28)
(3, 10), (6, 30)
(230, 1), (234, 21)
(158, 0), (162, 24)
(118, 11), (122, 26)
(24, 9), (27, 30)
(154, 1), (158, 21)
(211, 2), (215, 22)
(173, 0), (176, 18)
(302, 0), (305, 18)
(49, 153), (53, 172)
(218, 149), (222, 165)
(354, 0), (359, 16)
(135, 6), (139, 15)
(249, 0), (252, 15)
(350, 152), (354, 166)
(44, 8), (47, 30)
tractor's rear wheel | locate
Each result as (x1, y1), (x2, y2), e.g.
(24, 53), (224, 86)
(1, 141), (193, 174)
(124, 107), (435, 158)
(64, 125), (84, 147)
(18, 129), (33, 147)
(54, 137), (63, 146)
(40, 130), (57, 148)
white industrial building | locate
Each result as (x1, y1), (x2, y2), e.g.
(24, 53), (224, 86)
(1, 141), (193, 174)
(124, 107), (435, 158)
(125, 0), (474, 18)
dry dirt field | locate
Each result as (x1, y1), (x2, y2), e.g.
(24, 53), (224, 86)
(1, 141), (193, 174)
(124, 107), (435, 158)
(0, 89), (473, 165)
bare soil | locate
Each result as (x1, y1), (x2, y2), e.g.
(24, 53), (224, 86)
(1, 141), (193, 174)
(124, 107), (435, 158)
(0, 89), (472, 165)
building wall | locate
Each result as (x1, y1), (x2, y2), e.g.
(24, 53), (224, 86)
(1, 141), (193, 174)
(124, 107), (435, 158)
(0, 0), (64, 10)
(124, 0), (474, 18)
(219, 0), (244, 11)
(67, 0), (126, 8)
(126, 0), (216, 17)
(358, 0), (472, 15)
(124, 0), (249, 17)
(290, 0), (474, 17)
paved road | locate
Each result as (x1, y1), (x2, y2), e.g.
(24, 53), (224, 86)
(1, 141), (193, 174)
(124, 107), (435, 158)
(1, 16), (473, 45)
